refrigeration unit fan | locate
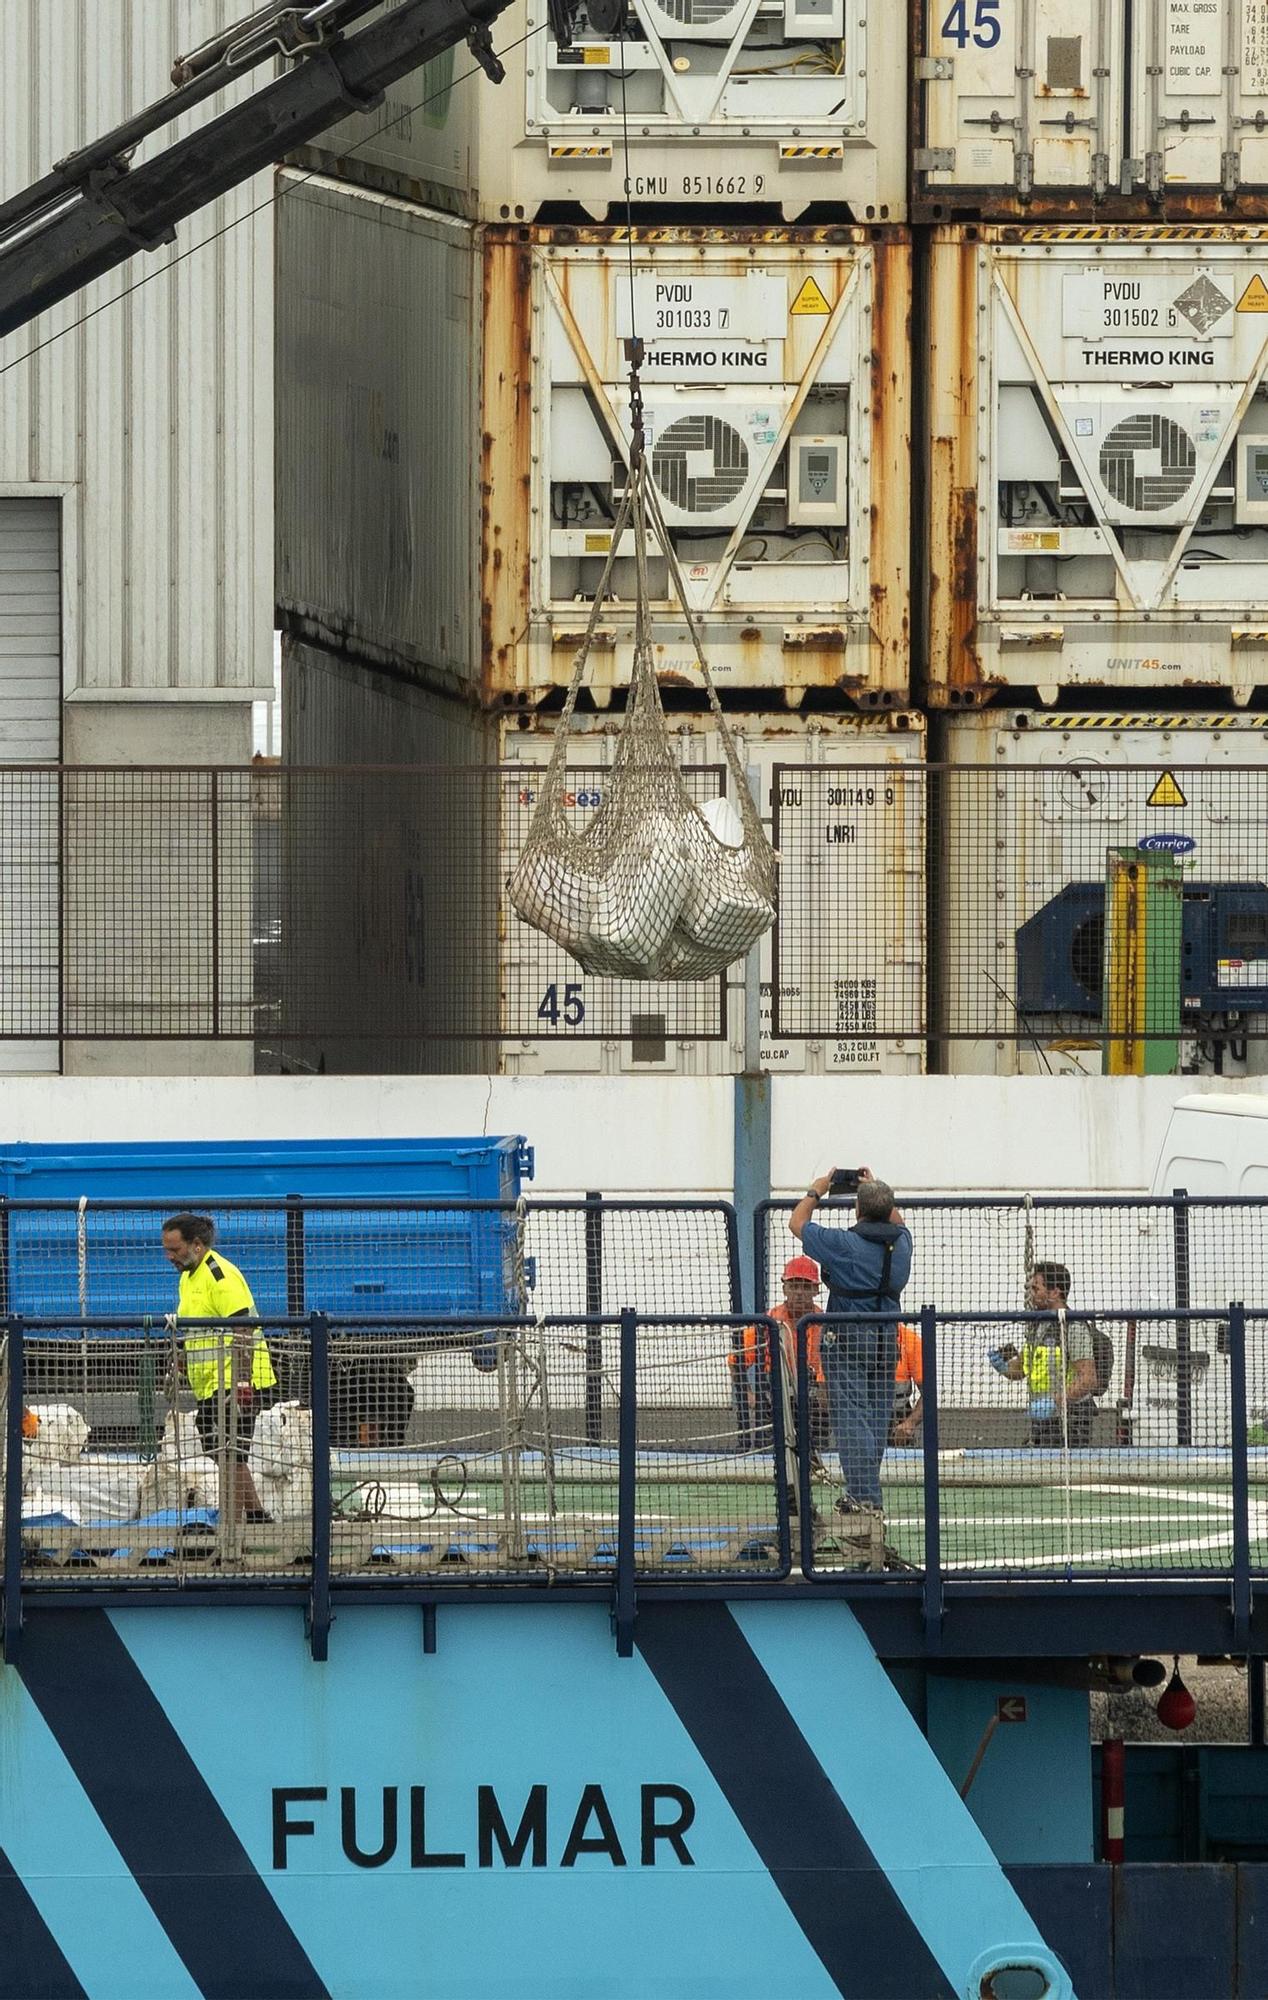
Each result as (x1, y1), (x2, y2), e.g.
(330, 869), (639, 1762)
(1055, 393), (1236, 529)
(637, 0), (751, 39)
(639, 399), (778, 527)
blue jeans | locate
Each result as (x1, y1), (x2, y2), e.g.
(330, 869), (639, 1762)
(821, 1322), (896, 1510)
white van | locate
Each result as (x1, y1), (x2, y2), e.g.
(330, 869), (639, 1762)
(1142, 1093), (1268, 1448)
(1151, 1093), (1268, 1197)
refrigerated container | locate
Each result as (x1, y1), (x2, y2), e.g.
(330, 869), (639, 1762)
(276, 183), (912, 707)
(914, 0), (1268, 216)
(495, 225), (910, 706)
(925, 226), (1268, 709)
(935, 710), (1268, 1076)
(298, 0), (906, 223)
(498, 709), (926, 1073)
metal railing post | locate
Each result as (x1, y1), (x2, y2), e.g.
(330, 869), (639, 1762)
(584, 1192), (603, 1446)
(210, 768), (221, 1038)
(796, 1316), (817, 1576)
(1173, 1189), (1192, 1448)
(308, 1311), (332, 1663)
(614, 1308), (637, 1659)
(920, 1304), (942, 1650)
(3, 1318), (25, 1665)
(1229, 1301), (1251, 1651)
(285, 1194), (307, 1405)
(764, 1314), (792, 1575)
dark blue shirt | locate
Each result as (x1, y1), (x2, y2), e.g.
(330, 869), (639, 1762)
(798, 1218), (913, 1320)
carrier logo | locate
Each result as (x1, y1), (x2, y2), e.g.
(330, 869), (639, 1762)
(644, 349), (769, 371)
(1138, 833), (1196, 855)
(272, 1783), (696, 1870)
(1106, 657), (1183, 673)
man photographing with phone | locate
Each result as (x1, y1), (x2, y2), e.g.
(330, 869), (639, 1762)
(789, 1166), (912, 1565)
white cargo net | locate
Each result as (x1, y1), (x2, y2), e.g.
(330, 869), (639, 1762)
(508, 402), (778, 980)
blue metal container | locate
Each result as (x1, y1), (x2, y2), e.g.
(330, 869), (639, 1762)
(0, 1136), (532, 1324)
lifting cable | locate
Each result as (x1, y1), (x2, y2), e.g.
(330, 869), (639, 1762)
(508, 19), (778, 981)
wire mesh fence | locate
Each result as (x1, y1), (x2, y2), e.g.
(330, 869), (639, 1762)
(797, 1308), (1248, 1582)
(759, 1196), (1268, 1339)
(4, 1312), (790, 1587)
(4, 1294), (1266, 1594)
(2, 759), (1267, 1059)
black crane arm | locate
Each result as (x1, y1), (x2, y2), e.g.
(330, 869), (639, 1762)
(0, 0), (551, 339)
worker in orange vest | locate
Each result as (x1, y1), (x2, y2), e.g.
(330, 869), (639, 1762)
(734, 1255), (828, 1453)
(890, 1323), (923, 1444)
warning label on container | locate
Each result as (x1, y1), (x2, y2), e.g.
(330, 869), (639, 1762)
(1165, 1), (1221, 95)
(1147, 771), (1188, 809)
(1238, 275), (1268, 314)
(790, 276), (831, 317)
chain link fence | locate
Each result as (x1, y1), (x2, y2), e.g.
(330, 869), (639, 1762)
(2, 759), (1266, 1061)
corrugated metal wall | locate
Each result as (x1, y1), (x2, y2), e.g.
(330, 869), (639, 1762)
(279, 636), (497, 1074)
(0, 0), (274, 701)
(274, 172), (479, 692)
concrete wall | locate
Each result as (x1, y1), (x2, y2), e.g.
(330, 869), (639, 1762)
(0, 1073), (1259, 1194)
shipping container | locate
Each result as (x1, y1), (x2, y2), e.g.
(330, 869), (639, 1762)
(274, 638), (497, 1076)
(925, 226), (1268, 709)
(491, 226), (910, 707)
(275, 178), (481, 694)
(0, 1), (274, 707)
(914, 0), (1268, 217)
(299, 0), (906, 223)
(276, 178), (912, 708)
(498, 709), (926, 1074)
(934, 710), (1268, 1077)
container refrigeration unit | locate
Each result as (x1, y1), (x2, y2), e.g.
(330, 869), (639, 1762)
(914, 0), (1268, 216)
(298, 0), (906, 223)
(934, 710), (1268, 1077)
(498, 710), (925, 1073)
(926, 226), (1268, 709)
(487, 225), (911, 708)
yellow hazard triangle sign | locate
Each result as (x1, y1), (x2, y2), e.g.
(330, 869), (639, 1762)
(1237, 275), (1268, 313)
(1147, 771), (1188, 808)
(790, 276), (831, 316)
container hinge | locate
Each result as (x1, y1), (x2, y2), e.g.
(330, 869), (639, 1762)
(914, 147), (955, 172)
(1015, 149), (1034, 198)
(1222, 149), (1241, 195)
(915, 54), (954, 80)
(518, 1141), (536, 1182)
(1145, 150), (1164, 197)
(1119, 155), (1143, 193)
(1091, 151), (1110, 199)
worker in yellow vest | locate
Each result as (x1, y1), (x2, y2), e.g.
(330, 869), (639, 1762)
(161, 1211), (277, 1521)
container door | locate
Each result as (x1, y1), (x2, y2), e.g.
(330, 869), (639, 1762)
(919, 0), (1121, 200)
(0, 498), (60, 1074)
(1131, 0), (1268, 195)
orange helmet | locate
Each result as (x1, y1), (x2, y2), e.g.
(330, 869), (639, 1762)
(782, 1255), (821, 1284)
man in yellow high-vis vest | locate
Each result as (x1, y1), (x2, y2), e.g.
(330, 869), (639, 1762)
(162, 1212), (277, 1521)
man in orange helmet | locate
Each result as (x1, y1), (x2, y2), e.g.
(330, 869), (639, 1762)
(734, 1254), (829, 1453)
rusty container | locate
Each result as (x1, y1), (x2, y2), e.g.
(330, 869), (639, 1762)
(925, 224), (1268, 710)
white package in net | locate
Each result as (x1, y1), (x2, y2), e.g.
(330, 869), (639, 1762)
(573, 817), (691, 976)
(507, 849), (596, 952)
(675, 806), (776, 959)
